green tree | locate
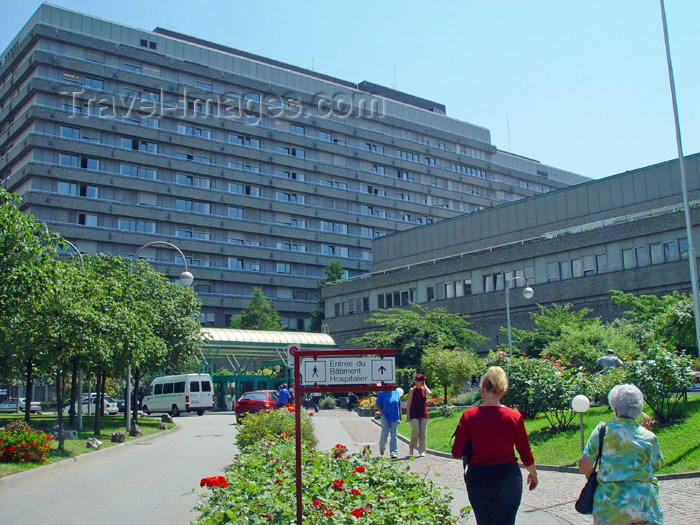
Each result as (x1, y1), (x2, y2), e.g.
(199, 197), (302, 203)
(0, 189), (63, 422)
(543, 322), (641, 373)
(421, 345), (482, 404)
(611, 290), (697, 355)
(510, 303), (596, 357)
(231, 287), (283, 331)
(309, 261), (345, 332)
(348, 304), (487, 368)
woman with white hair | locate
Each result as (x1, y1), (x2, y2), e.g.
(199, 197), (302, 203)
(578, 384), (664, 524)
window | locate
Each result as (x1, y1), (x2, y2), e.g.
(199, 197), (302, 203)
(572, 258), (584, 278)
(293, 290), (308, 301)
(60, 126), (80, 139)
(650, 243), (664, 265)
(120, 164), (138, 177)
(229, 134), (260, 149)
(559, 261), (572, 280)
(118, 219), (155, 233)
(321, 221), (347, 234)
(360, 142), (384, 154)
(124, 63), (141, 73)
(291, 218), (306, 229)
(361, 227), (374, 238)
(276, 169), (305, 181)
(275, 145), (305, 158)
(176, 200), (209, 214)
(277, 263), (292, 274)
(58, 182), (98, 199)
(318, 130), (332, 142)
(425, 157), (436, 166)
(664, 240), (680, 262)
(80, 157), (100, 170)
(195, 79), (212, 91)
(596, 254), (608, 273)
(290, 124), (305, 136)
(59, 154), (79, 167)
(229, 183), (243, 194)
(62, 72), (81, 85)
(176, 174), (210, 189)
(86, 50), (105, 63)
(246, 185), (260, 197)
(228, 207), (244, 219)
(636, 246), (651, 267)
(77, 213), (97, 226)
(84, 77), (104, 90)
(397, 150), (420, 162)
(228, 257), (243, 270)
(372, 164), (385, 175)
(361, 250), (372, 261)
(622, 249), (636, 270)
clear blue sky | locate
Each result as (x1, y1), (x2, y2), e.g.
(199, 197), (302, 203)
(2, 0), (698, 179)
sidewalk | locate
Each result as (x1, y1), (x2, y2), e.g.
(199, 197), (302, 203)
(311, 409), (700, 525)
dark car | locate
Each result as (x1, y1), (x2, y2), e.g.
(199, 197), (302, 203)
(234, 390), (278, 422)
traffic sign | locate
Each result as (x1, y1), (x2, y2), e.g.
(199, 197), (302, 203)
(300, 356), (395, 385)
(287, 345), (299, 367)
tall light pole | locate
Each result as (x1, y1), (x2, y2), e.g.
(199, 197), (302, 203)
(659, 0), (700, 370)
(127, 241), (194, 432)
(505, 276), (534, 356)
(61, 239), (85, 431)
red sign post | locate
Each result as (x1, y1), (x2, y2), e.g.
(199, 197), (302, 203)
(292, 347), (396, 525)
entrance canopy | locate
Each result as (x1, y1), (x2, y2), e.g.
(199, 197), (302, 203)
(199, 328), (338, 375)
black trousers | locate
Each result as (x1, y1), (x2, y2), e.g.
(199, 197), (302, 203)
(465, 463), (523, 525)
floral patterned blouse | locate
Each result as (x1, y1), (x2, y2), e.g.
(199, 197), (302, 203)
(583, 418), (664, 524)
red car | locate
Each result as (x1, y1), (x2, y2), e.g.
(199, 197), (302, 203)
(235, 390), (279, 422)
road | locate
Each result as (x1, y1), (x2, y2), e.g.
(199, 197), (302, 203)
(0, 413), (238, 525)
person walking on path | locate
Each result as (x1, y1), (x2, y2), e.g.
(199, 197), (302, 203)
(578, 383), (664, 525)
(451, 366), (538, 525)
(311, 391), (321, 413)
(375, 387), (403, 459)
(406, 373), (431, 456)
(277, 384), (290, 407)
(596, 349), (624, 373)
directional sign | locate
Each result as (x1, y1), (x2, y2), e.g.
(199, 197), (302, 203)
(301, 356), (395, 385)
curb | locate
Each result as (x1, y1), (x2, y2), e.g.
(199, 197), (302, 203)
(371, 419), (700, 479)
(0, 423), (180, 485)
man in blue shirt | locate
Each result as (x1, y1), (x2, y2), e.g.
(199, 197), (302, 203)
(375, 387), (402, 458)
(277, 384), (290, 406)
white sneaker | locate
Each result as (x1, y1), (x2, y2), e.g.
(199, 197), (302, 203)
(418, 452), (426, 457)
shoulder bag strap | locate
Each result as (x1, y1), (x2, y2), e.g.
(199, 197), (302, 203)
(592, 423), (606, 472)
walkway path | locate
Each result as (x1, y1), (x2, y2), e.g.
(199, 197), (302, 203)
(312, 409), (700, 525)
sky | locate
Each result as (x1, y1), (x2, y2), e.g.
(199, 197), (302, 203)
(1, 0), (698, 180)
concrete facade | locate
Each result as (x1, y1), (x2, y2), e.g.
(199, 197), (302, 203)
(0, 4), (586, 329)
(322, 154), (700, 350)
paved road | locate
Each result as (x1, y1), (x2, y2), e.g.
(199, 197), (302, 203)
(0, 413), (238, 525)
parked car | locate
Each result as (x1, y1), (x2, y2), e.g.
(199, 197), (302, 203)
(65, 394), (119, 415)
(234, 390), (279, 422)
(690, 371), (700, 391)
(0, 397), (42, 413)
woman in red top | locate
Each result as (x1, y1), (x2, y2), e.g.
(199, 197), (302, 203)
(451, 366), (538, 525)
(405, 373), (431, 456)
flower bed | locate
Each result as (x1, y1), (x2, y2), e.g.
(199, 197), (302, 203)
(0, 419), (52, 463)
(195, 440), (468, 524)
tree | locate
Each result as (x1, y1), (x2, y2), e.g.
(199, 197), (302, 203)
(510, 303), (596, 357)
(309, 261), (345, 332)
(421, 345), (481, 404)
(610, 290), (697, 355)
(348, 304), (487, 368)
(0, 189), (62, 422)
(231, 287), (283, 331)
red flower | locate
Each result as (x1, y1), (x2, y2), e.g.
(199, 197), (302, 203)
(308, 412), (314, 417)
(331, 479), (344, 491)
(276, 468), (283, 473)
(351, 507), (369, 518)
(323, 510), (334, 517)
(354, 466), (365, 473)
(351, 489), (362, 496)
(200, 476), (228, 489)
(310, 500), (323, 507)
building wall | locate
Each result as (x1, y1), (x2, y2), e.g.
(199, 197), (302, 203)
(0, 4), (587, 329)
(322, 154), (700, 351)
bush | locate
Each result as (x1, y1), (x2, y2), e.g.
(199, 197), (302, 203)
(486, 353), (551, 419)
(0, 419), (52, 463)
(396, 367), (417, 394)
(453, 390), (481, 406)
(359, 396), (376, 409)
(195, 438), (468, 524)
(318, 396), (336, 410)
(235, 408), (317, 450)
(625, 348), (695, 422)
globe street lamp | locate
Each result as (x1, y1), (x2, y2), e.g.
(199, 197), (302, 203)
(572, 394), (591, 452)
(505, 276), (534, 356)
(126, 241), (194, 432)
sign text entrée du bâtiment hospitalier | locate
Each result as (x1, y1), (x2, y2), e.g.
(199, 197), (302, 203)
(300, 356), (395, 385)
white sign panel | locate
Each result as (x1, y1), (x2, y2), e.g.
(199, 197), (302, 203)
(301, 357), (395, 385)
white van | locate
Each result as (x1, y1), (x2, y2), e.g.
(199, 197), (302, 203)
(141, 374), (215, 416)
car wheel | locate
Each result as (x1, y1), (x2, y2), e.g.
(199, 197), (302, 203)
(196, 409), (204, 416)
(142, 405), (150, 415)
(171, 405), (180, 417)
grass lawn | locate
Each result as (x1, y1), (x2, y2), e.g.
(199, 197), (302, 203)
(398, 397), (700, 474)
(0, 414), (174, 479)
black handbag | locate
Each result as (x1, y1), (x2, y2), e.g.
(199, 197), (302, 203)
(450, 428), (472, 469)
(575, 424), (606, 514)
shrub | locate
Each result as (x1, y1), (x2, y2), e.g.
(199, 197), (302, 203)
(453, 390), (481, 406)
(625, 348), (695, 422)
(235, 408), (316, 450)
(589, 367), (627, 403)
(396, 367), (417, 394)
(0, 419), (52, 463)
(486, 353), (551, 419)
(195, 438), (468, 524)
(359, 396), (376, 409)
(318, 396), (336, 410)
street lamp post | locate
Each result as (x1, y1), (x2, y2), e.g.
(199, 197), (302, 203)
(127, 241), (194, 432)
(572, 394), (591, 452)
(62, 240), (85, 432)
(505, 276), (534, 356)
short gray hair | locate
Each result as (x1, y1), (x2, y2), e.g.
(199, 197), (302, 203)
(608, 384), (644, 419)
